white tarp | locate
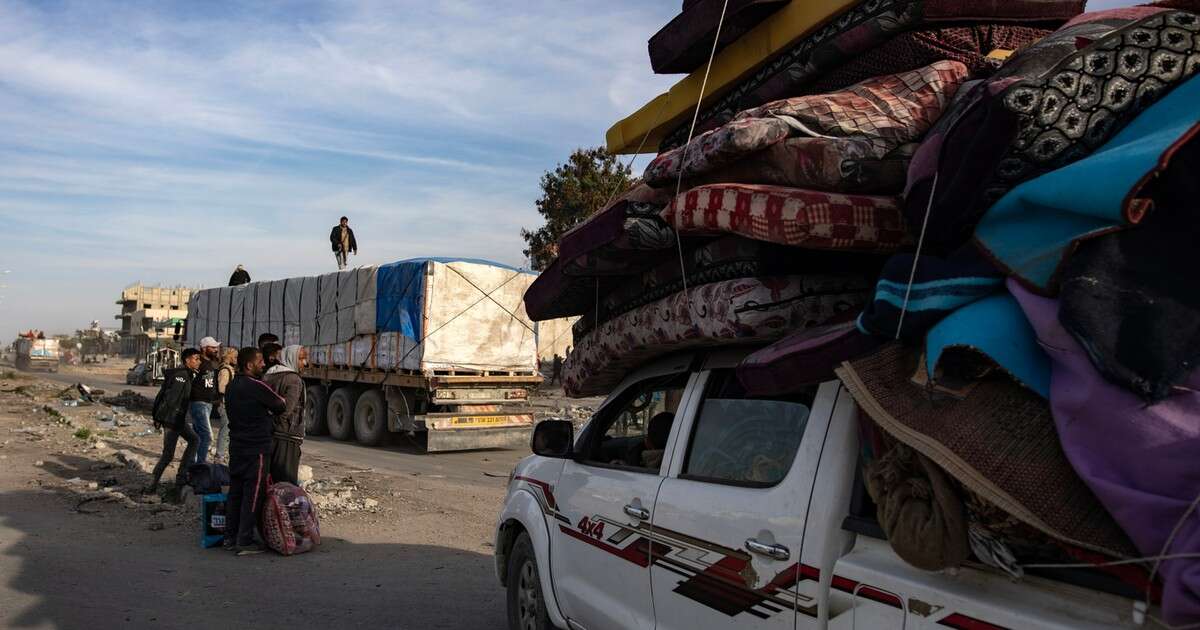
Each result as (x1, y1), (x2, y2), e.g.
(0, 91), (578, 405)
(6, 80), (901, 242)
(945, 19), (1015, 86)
(354, 266), (378, 335)
(284, 277), (303, 346)
(242, 286), (256, 349)
(420, 260), (537, 372)
(185, 294), (201, 345)
(216, 287), (232, 346)
(536, 317), (577, 363)
(336, 269), (357, 343)
(317, 272), (339, 345)
(232, 286), (249, 347)
(255, 282), (271, 343)
(270, 279), (287, 340)
(205, 288), (220, 344)
(300, 276), (319, 346)
(192, 291), (210, 343)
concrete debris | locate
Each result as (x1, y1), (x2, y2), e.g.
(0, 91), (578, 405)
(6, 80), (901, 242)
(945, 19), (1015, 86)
(100, 390), (153, 413)
(93, 441), (108, 450)
(33, 460), (44, 467)
(113, 450), (152, 474)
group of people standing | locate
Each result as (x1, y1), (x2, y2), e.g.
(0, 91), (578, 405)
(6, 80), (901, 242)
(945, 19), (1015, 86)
(148, 333), (309, 555)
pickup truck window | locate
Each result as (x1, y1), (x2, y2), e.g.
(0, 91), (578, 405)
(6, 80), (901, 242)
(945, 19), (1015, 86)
(579, 372), (689, 472)
(681, 369), (816, 488)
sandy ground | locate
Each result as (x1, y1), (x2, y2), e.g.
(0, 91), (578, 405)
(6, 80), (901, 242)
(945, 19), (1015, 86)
(0, 363), (599, 629)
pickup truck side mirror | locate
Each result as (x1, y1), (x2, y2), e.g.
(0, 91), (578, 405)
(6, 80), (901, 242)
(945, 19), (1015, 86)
(531, 420), (573, 458)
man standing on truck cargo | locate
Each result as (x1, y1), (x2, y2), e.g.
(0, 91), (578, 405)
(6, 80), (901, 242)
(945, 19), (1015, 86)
(330, 216), (358, 270)
(191, 337), (222, 463)
(224, 347), (286, 555)
(228, 264), (250, 286)
(264, 345), (308, 485)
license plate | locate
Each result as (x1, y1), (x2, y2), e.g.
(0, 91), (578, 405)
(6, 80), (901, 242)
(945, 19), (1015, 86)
(440, 415), (532, 429)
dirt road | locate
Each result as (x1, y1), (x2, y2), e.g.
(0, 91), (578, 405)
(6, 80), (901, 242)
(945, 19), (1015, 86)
(0, 365), (593, 629)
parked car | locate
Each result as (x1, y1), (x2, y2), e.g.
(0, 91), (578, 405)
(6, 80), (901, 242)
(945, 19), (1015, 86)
(494, 348), (1146, 630)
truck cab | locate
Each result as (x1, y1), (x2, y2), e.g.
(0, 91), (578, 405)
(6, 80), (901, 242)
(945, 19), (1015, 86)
(495, 347), (1145, 630)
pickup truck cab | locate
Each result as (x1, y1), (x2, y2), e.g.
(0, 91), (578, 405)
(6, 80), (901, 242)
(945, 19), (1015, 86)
(495, 347), (1147, 630)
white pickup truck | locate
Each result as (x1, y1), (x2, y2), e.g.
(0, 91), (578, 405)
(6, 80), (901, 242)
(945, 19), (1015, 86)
(494, 347), (1147, 630)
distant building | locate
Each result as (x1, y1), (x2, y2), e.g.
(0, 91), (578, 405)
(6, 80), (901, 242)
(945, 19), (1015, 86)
(114, 283), (196, 356)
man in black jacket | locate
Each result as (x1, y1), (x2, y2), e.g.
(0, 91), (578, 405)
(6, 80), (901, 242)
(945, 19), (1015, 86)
(228, 265), (251, 286)
(146, 348), (203, 496)
(223, 346), (286, 555)
(329, 216), (357, 270)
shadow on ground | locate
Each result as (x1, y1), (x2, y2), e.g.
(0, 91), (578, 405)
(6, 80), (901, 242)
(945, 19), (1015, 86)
(0, 489), (504, 630)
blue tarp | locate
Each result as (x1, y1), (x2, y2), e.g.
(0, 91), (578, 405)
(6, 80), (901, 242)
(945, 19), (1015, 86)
(375, 260), (428, 342)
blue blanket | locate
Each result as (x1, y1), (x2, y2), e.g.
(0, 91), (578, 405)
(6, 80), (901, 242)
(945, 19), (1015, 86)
(974, 74), (1200, 293)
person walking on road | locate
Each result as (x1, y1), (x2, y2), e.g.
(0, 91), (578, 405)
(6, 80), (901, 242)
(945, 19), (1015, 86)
(550, 354), (563, 386)
(224, 347), (286, 555)
(191, 337), (222, 464)
(330, 216), (358, 270)
(228, 265), (251, 286)
(211, 347), (237, 464)
(264, 345), (308, 486)
(146, 348), (203, 498)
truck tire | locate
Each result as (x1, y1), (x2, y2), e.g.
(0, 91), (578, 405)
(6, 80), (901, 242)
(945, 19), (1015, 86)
(507, 532), (553, 630)
(326, 387), (360, 442)
(353, 389), (389, 446)
(304, 385), (329, 436)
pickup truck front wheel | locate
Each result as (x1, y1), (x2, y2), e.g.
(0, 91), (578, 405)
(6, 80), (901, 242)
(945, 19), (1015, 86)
(507, 532), (553, 630)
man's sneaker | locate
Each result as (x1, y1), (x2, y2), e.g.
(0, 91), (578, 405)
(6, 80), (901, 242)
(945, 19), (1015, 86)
(222, 539), (236, 551)
(235, 545), (266, 556)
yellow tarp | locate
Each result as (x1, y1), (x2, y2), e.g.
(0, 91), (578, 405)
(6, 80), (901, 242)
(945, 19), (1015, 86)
(606, 0), (859, 155)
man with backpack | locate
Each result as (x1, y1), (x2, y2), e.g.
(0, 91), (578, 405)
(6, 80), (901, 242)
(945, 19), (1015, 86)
(146, 348), (203, 498)
(223, 346), (286, 555)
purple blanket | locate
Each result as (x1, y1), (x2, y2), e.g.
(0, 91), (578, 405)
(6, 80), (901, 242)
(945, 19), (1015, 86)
(1013, 279), (1200, 625)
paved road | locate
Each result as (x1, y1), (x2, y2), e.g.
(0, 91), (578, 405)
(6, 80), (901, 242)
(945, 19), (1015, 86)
(40, 368), (526, 488)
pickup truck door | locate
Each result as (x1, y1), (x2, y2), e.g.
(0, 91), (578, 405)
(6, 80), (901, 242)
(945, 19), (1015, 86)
(548, 359), (698, 630)
(649, 366), (837, 630)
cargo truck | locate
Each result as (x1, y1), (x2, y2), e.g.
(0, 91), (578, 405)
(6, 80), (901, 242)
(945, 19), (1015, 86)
(186, 258), (544, 452)
(15, 334), (60, 372)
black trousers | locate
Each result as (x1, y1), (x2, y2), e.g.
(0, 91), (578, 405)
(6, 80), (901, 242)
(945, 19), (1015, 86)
(269, 438), (302, 486)
(150, 421), (199, 489)
(225, 448), (269, 546)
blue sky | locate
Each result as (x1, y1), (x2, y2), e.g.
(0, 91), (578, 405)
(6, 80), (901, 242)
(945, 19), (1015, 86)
(0, 0), (1140, 334)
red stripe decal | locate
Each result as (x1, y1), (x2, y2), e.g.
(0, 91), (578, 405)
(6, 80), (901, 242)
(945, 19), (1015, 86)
(937, 613), (1009, 630)
(514, 475), (556, 509)
(830, 575), (903, 609)
(558, 525), (652, 567)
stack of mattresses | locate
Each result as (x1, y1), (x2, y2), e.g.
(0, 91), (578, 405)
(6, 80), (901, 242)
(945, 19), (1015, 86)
(186, 258), (540, 376)
(533, 1), (1200, 624)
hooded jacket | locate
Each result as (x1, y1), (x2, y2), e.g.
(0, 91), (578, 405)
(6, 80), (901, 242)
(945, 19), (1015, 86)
(264, 345), (307, 442)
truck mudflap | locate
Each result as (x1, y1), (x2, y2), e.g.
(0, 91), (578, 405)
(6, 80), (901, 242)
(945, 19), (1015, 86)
(401, 410), (535, 452)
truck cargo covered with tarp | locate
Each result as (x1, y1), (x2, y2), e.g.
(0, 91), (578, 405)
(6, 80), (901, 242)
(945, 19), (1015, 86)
(186, 258), (540, 375)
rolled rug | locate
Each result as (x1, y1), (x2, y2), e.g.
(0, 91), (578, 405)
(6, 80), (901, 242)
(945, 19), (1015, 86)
(835, 343), (1136, 560)
(564, 274), (870, 397)
(663, 182), (911, 253)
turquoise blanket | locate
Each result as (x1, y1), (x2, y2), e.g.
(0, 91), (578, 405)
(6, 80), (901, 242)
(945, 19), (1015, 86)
(974, 75), (1200, 293)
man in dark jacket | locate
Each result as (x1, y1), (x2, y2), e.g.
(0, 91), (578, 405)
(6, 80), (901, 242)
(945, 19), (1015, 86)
(146, 348), (203, 496)
(228, 265), (251, 286)
(223, 346), (286, 555)
(329, 216), (357, 270)
(264, 345), (308, 485)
